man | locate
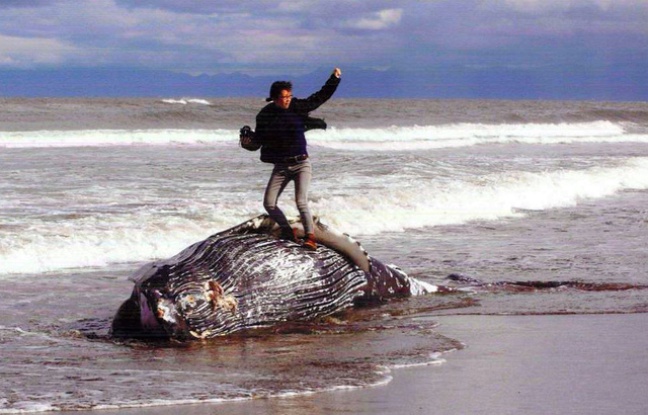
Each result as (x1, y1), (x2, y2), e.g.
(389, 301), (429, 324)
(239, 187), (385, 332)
(244, 67), (341, 250)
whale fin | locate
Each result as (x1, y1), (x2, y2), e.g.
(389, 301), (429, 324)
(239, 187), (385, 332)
(408, 276), (439, 295)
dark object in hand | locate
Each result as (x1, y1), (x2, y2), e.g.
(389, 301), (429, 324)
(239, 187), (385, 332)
(239, 125), (261, 151)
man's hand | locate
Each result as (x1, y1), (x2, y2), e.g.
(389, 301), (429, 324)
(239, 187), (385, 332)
(333, 67), (342, 78)
(240, 135), (254, 147)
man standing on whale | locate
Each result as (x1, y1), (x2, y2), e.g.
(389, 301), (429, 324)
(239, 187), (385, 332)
(245, 67), (342, 250)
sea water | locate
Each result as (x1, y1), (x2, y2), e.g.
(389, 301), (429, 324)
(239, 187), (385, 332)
(1, 98), (647, 412)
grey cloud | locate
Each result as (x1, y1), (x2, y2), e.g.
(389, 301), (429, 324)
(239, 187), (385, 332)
(0, 0), (645, 76)
(0, 0), (54, 8)
(114, 0), (264, 14)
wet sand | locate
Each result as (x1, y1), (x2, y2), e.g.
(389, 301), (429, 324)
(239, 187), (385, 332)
(66, 313), (648, 415)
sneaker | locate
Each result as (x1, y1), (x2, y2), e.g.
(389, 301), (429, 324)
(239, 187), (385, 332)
(302, 233), (317, 251)
(279, 227), (298, 242)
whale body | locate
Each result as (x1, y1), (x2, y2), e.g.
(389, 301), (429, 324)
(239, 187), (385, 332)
(111, 215), (436, 340)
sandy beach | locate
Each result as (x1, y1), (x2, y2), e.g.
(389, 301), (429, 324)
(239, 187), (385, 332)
(59, 313), (647, 415)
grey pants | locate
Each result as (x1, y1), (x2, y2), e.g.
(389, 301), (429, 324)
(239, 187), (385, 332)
(263, 159), (314, 235)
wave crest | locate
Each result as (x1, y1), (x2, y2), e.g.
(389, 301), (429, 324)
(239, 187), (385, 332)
(2, 121), (643, 150)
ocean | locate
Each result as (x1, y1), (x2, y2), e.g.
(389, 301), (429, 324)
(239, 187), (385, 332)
(1, 97), (647, 413)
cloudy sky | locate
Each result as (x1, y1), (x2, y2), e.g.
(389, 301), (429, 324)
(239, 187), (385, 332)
(0, 0), (646, 81)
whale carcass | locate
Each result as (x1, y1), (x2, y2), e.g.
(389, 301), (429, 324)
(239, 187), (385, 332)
(111, 215), (436, 340)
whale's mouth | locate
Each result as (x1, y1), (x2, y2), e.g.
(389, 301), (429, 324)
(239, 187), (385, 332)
(139, 292), (164, 332)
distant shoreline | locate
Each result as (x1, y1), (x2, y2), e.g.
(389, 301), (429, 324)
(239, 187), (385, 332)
(1, 67), (646, 102)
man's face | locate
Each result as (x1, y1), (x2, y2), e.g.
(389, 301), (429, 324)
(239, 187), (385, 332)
(274, 89), (292, 109)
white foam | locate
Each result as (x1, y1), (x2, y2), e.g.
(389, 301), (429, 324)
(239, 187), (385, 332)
(0, 202), (261, 276)
(2, 157), (647, 276)
(1, 121), (643, 150)
(0, 366), (393, 414)
(312, 157), (648, 235)
(309, 121), (642, 151)
(161, 98), (212, 105)
(0, 402), (56, 413)
(0, 129), (234, 148)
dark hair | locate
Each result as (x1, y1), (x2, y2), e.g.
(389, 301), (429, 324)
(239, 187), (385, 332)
(267, 81), (292, 102)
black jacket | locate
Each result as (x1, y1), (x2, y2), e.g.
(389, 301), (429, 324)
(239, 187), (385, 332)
(254, 74), (340, 163)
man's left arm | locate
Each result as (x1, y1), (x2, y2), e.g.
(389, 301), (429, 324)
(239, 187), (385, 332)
(293, 68), (341, 113)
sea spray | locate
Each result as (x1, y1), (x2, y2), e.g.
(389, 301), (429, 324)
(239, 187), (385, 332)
(2, 121), (646, 149)
(2, 158), (647, 275)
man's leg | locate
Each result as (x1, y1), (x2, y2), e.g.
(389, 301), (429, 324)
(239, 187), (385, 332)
(263, 164), (292, 232)
(293, 160), (316, 249)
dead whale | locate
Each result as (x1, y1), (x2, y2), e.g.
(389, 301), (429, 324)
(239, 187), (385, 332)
(111, 215), (437, 340)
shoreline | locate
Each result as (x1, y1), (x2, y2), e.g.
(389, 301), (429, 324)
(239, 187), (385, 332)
(60, 313), (648, 415)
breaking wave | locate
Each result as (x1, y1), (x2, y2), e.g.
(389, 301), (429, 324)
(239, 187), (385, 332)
(1, 121), (646, 149)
